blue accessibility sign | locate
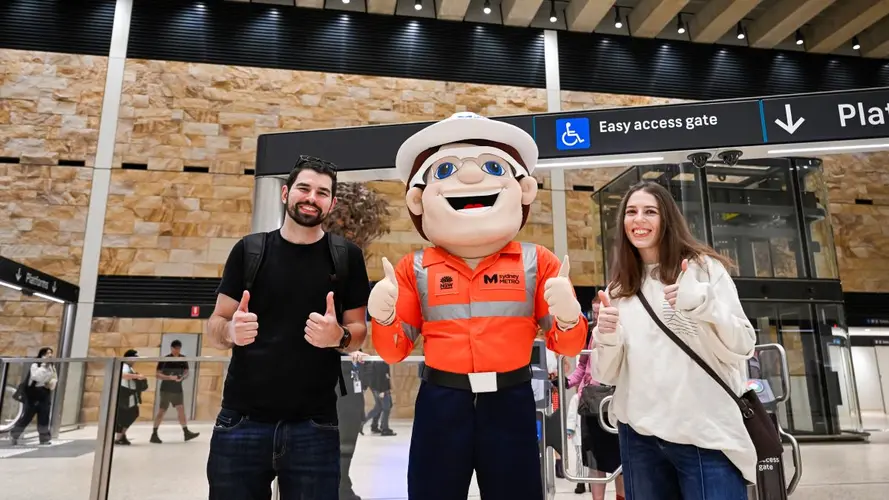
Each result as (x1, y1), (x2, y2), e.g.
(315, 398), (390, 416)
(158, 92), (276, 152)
(555, 118), (591, 151)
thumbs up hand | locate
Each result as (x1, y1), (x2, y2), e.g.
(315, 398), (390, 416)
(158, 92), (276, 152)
(229, 291), (259, 346)
(596, 290), (620, 335)
(544, 256), (582, 329)
(368, 257), (399, 326)
(305, 291), (345, 348)
(664, 259), (688, 310)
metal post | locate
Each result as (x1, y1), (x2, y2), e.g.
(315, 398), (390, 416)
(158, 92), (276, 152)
(50, 302), (77, 438)
(0, 359), (7, 416)
(251, 176), (286, 233)
(89, 358), (122, 500)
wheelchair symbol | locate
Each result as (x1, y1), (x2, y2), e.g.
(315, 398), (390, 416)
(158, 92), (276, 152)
(561, 123), (585, 147)
(555, 118), (590, 151)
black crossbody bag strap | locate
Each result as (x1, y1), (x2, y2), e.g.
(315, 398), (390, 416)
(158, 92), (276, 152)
(635, 291), (741, 406)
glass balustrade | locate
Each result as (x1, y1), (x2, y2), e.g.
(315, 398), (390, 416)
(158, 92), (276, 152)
(2, 347), (807, 500)
(0, 357), (115, 500)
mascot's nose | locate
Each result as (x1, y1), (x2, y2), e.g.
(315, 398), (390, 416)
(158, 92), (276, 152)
(456, 163), (485, 184)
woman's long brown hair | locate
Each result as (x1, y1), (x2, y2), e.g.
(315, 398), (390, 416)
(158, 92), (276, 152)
(607, 180), (732, 299)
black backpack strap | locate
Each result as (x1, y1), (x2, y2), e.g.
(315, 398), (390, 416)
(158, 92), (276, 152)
(328, 232), (352, 397)
(327, 233), (350, 321)
(242, 232), (267, 292)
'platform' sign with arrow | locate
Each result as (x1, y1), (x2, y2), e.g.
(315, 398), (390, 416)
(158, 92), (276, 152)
(774, 104), (805, 135)
(762, 88), (889, 144)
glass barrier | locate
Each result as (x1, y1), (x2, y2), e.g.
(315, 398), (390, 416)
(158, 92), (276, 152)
(95, 355), (589, 500)
(0, 357), (116, 500)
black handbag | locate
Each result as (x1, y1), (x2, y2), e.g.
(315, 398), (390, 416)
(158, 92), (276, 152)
(134, 377), (149, 393)
(636, 291), (784, 461)
(577, 384), (615, 417)
(12, 366), (32, 402)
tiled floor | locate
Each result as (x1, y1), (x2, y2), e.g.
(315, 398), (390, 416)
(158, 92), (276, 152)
(2, 416), (889, 500)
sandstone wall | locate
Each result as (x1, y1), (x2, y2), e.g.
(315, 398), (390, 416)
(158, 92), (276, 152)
(0, 49), (103, 359)
(822, 151), (889, 292)
(82, 317), (228, 423)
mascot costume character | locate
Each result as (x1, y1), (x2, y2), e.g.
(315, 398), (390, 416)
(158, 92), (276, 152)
(368, 112), (588, 500)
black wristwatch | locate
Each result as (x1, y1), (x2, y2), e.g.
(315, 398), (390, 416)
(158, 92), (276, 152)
(337, 325), (352, 350)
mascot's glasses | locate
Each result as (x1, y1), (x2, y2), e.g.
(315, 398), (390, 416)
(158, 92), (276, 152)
(409, 146), (529, 188)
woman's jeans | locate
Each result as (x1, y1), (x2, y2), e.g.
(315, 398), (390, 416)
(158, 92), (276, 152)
(618, 423), (747, 500)
(11, 392), (52, 443)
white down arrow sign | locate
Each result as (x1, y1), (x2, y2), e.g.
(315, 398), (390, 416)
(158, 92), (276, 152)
(775, 104), (805, 134)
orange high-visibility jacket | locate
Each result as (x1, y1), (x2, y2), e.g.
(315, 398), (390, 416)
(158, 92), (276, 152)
(372, 241), (588, 374)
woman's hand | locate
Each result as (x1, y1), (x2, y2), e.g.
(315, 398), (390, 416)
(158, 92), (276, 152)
(596, 290), (619, 335)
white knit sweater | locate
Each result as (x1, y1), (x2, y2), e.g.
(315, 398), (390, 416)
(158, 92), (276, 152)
(592, 256), (759, 484)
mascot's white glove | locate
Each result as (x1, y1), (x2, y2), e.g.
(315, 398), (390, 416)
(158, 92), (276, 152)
(543, 256), (582, 330)
(368, 257), (398, 326)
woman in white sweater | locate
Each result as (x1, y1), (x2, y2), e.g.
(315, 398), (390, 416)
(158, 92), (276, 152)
(592, 181), (757, 500)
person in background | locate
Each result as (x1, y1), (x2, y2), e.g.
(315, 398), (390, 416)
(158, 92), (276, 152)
(116, 349), (146, 446)
(593, 181), (757, 499)
(339, 350), (370, 500)
(364, 358), (395, 437)
(9, 346), (58, 446)
(568, 298), (624, 500)
(151, 339), (200, 444)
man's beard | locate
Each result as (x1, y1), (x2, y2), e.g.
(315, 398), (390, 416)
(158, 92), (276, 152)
(286, 201), (328, 228)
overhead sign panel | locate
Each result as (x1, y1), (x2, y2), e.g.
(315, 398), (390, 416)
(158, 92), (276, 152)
(254, 87), (889, 176)
(535, 101), (766, 158)
(761, 88), (889, 144)
(0, 256), (79, 303)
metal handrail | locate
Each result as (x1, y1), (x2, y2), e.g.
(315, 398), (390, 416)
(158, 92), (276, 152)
(556, 350), (623, 484)
(598, 395), (618, 434)
(753, 343), (803, 496)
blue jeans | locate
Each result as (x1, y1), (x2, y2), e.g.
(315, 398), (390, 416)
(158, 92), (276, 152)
(206, 408), (340, 500)
(618, 423), (747, 500)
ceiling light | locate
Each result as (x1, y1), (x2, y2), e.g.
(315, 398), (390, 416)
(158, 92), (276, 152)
(342, 0), (350, 3)
(538, 156), (665, 169)
(614, 7), (622, 29)
(795, 30), (804, 46)
(736, 23), (745, 40)
(677, 15), (685, 34)
(414, 0), (422, 10)
(34, 292), (66, 304)
(852, 36), (861, 51)
(549, 1), (557, 23)
(767, 143), (889, 155)
(0, 280), (22, 292)
(483, 0), (491, 14)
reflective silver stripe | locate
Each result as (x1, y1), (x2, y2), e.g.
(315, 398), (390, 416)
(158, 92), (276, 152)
(520, 242), (538, 307)
(537, 315), (554, 332)
(401, 322), (421, 342)
(424, 301), (533, 322)
(413, 250), (428, 316)
(414, 244), (541, 322)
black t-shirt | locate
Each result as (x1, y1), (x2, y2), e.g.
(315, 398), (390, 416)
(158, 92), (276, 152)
(216, 230), (370, 423)
(157, 355), (189, 394)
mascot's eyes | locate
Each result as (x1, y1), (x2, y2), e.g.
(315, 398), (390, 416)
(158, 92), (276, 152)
(434, 162), (456, 179)
(482, 161), (505, 176)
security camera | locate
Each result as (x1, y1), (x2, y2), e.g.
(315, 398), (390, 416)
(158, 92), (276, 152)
(718, 150), (743, 167)
(687, 152), (711, 169)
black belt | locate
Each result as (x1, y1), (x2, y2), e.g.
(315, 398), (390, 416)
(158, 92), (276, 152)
(421, 365), (532, 393)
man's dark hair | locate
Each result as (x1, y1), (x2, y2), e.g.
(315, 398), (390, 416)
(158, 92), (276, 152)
(171, 340), (182, 348)
(285, 155), (339, 197)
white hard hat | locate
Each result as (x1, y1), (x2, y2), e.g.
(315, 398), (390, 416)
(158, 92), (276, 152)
(394, 112), (539, 186)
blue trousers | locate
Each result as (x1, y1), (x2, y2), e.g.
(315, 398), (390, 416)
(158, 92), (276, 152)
(618, 423), (748, 500)
(408, 380), (543, 500)
(206, 409), (340, 500)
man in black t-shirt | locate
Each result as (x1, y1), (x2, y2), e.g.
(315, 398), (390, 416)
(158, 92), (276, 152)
(150, 340), (200, 443)
(206, 156), (370, 500)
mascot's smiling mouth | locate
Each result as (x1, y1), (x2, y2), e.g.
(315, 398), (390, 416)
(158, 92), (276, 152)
(445, 189), (500, 213)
